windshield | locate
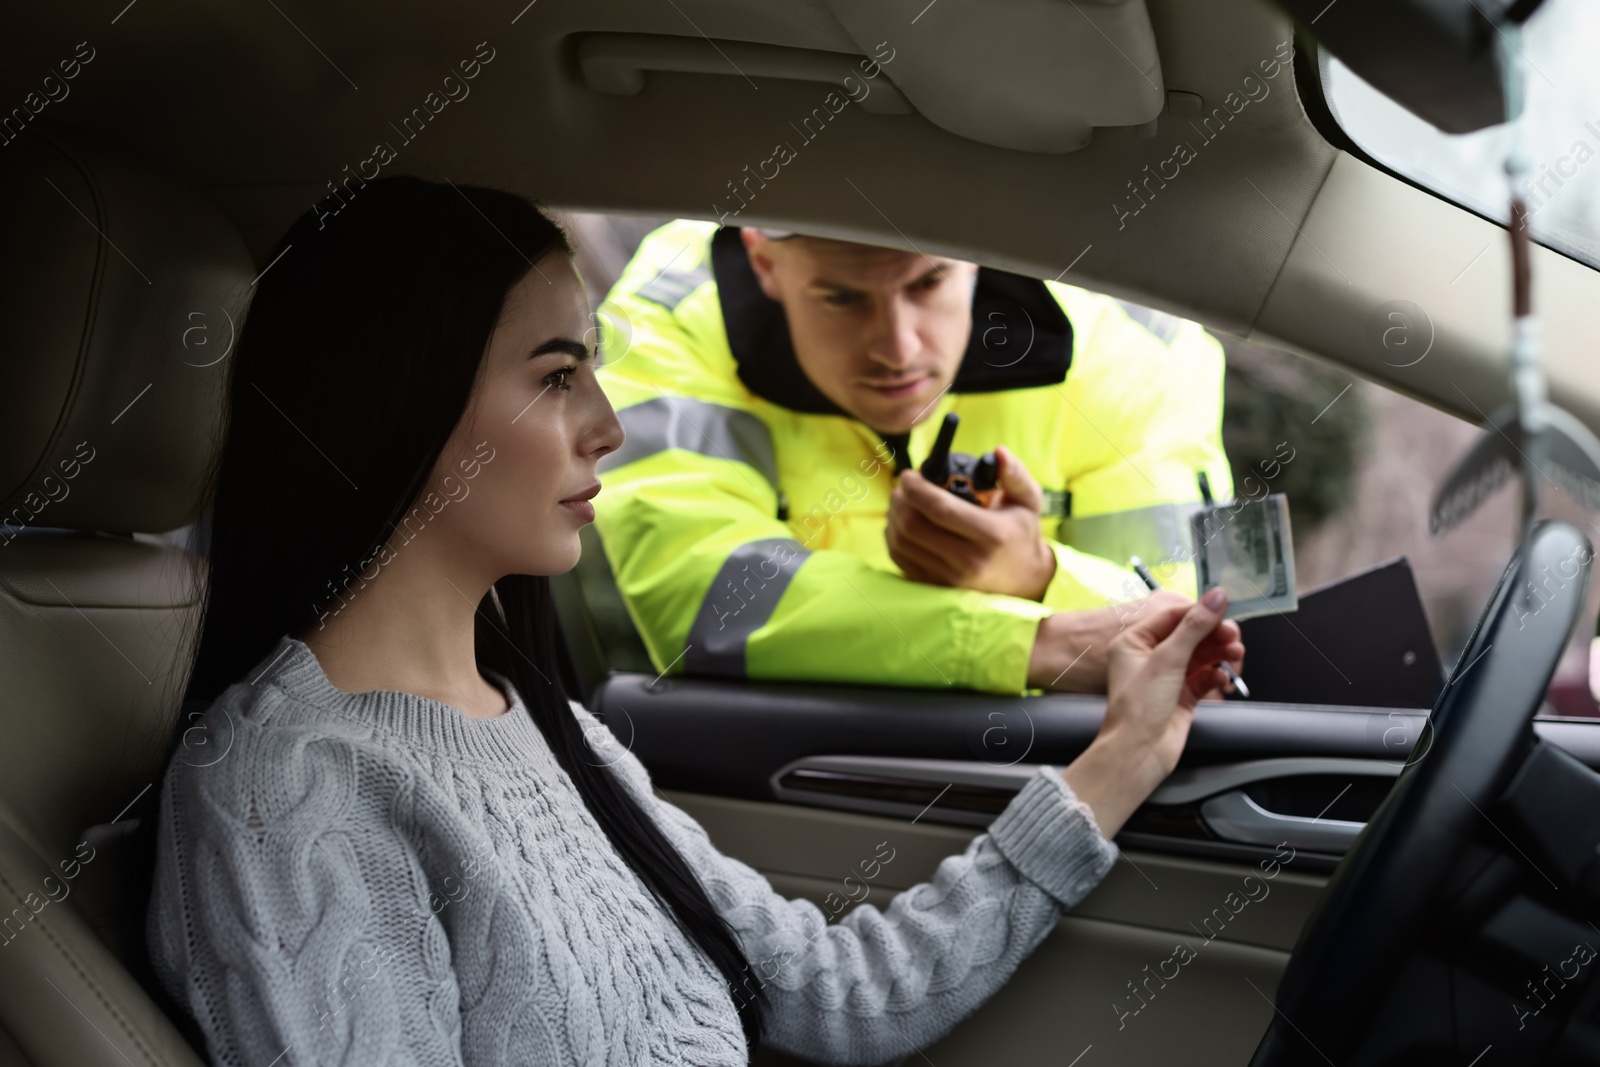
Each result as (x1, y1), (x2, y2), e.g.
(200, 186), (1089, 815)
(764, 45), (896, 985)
(1319, 0), (1600, 271)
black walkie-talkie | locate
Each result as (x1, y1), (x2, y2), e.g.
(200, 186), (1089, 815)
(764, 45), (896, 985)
(919, 413), (999, 506)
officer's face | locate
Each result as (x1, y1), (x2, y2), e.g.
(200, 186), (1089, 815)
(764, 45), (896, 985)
(744, 232), (978, 435)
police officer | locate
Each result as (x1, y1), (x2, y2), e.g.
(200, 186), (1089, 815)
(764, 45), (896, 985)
(590, 221), (1237, 694)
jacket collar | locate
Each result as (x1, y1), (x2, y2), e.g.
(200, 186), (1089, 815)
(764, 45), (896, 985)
(709, 227), (1073, 419)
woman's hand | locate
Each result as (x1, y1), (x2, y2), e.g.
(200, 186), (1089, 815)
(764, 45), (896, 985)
(1060, 587), (1243, 839)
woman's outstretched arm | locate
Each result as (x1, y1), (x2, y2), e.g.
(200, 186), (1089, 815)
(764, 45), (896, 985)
(580, 589), (1241, 1065)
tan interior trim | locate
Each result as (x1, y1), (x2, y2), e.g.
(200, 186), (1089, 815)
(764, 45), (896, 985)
(1254, 152), (1600, 431)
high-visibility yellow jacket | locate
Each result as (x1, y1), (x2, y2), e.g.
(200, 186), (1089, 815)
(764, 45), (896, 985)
(593, 221), (1233, 695)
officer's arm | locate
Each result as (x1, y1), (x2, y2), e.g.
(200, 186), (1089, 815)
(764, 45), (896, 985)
(594, 429), (1053, 694)
(1037, 290), (1234, 608)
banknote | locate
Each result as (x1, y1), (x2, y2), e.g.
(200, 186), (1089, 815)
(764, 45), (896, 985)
(1190, 493), (1298, 621)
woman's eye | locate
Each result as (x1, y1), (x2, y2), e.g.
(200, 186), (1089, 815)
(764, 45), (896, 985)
(545, 365), (577, 391)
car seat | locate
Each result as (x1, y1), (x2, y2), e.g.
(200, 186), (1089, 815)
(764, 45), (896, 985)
(0, 122), (252, 1067)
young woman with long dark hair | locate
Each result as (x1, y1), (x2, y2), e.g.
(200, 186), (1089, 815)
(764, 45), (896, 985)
(133, 176), (1243, 1066)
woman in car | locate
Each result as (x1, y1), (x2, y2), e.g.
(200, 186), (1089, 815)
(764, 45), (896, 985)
(136, 177), (1243, 1066)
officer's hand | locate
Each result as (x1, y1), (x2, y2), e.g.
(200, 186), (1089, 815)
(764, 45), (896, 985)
(886, 445), (1056, 600)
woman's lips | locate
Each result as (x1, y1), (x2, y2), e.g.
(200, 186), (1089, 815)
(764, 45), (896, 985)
(560, 483), (600, 522)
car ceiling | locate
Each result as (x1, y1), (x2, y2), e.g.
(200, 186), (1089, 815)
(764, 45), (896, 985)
(6, 0), (1599, 435)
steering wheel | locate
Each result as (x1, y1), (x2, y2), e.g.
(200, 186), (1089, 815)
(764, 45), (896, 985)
(1250, 519), (1594, 1064)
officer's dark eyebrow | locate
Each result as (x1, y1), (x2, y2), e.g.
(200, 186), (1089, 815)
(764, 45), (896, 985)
(811, 261), (951, 292)
(811, 279), (864, 297)
(529, 338), (591, 361)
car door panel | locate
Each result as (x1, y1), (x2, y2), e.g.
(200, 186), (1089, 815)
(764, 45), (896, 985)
(601, 674), (1600, 1064)
(669, 790), (1326, 950)
(674, 788), (1315, 1065)
(607, 677), (1346, 1066)
(743, 906), (1288, 1066)
(596, 674), (1436, 801)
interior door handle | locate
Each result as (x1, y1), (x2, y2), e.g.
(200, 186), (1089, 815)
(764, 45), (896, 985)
(1199, 790), (1366, 853)
(576, 33), (915, 116)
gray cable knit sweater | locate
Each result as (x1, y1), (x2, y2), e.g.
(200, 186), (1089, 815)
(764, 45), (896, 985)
(147, 635), (1120, 1066)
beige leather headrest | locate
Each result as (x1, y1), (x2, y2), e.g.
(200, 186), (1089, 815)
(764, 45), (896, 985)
(0, 123), (254, 536)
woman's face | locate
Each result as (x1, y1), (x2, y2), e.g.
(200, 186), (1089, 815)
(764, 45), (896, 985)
(426, 251), (624, 578)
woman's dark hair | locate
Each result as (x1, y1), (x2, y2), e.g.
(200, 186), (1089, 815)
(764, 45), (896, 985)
(127, 176), (765, 1048)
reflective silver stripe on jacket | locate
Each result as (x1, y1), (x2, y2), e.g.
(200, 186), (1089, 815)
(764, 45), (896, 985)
(1116, 299), (1182, 345)
(600, 396), (780, 490)
(683, 538), (811, 677)
(1057, 501), (1209, 568)
(634, 261), (712, 311)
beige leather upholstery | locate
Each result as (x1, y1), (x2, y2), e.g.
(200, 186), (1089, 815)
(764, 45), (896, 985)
(0, 123), (253, 1067)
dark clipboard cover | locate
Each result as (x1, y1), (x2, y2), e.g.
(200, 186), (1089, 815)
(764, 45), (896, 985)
(1231, 556), (1444, 709)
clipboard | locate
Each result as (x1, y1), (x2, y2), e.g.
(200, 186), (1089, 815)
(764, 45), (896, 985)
(1231, 557), (1443, 709)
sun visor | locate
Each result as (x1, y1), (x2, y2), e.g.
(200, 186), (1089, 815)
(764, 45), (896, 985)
(575, 2), (1165, 155)
(822, 0), (1165, 152)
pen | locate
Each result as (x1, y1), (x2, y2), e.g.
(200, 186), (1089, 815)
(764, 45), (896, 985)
(1129, 555), (1250, 699)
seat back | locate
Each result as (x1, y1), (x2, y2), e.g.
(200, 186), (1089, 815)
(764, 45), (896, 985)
(0, 122), (252, 1066)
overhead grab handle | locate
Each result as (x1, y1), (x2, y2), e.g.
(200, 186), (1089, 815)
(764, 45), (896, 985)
(575, 33), (915, 116)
